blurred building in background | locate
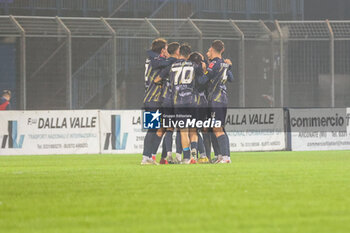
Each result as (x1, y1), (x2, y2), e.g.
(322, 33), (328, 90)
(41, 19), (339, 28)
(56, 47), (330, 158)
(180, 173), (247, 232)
(0, 0), (304, 20)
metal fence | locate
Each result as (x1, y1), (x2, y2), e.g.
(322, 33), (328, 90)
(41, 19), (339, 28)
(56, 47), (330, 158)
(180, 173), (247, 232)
(0, 16), (349, 110)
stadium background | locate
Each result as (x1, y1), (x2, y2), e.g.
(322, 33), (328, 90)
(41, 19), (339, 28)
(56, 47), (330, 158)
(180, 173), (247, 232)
(1, 0), (350, 111)
(1, 2), (350, 233)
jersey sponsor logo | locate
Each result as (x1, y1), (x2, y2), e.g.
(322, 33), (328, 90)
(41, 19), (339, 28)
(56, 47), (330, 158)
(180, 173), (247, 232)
(104, 115), (128, 150)
(208, 62), (214, 69)
(1, 121), (25, 149)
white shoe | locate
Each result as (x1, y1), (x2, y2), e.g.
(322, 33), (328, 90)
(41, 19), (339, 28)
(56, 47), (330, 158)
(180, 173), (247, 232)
(166, 153), (175, 164)
(181, 158), (191, 164)
(141, 156), (159, 165)
(217, 155), (231, 164)
(174, 153), (182, 164)
(191, 148), (197, 160)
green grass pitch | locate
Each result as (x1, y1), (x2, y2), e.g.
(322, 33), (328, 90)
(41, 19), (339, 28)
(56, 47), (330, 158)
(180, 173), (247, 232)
(1, 151), (350, 233)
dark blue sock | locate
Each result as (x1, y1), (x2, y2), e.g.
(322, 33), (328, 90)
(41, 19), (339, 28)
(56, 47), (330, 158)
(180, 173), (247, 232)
(202, 131), (211, 159)
(183, 147), (191, 159)
(190, 141), (198, 158)
(217, 134), (229, 157)
(165, 130), (173, 153)
(176, 131), (182, 154)
(211, 132), (221, 156)
(161, 138), (167, 159)
(197, 132), (205, 155)
(142, 130), (153, 158)
(224, 130), (230, 157)
(151, 134), (163, 155)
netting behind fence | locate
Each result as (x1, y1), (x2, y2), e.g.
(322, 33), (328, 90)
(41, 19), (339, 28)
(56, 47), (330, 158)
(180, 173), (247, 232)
(0, 16), (349, 110)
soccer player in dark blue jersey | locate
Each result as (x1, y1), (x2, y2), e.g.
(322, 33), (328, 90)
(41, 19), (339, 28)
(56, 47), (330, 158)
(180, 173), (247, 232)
(187, 52), (209, 163)
(155, 42), (181, 164)
(141, 38), (173, 165)
(169, 44), (207, 164)
(205, 40), (234, 163)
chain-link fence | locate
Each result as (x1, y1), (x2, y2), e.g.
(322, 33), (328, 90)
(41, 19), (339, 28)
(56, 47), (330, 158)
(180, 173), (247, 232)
(0, 16), (349, 110)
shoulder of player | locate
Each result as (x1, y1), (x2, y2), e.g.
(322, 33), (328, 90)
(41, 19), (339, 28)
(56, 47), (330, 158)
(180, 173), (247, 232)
(210, 59), (229, 69)
(171, 60), (193, 67)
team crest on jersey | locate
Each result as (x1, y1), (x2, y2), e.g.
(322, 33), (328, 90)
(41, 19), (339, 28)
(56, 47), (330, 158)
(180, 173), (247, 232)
(209, 62), (215, 69)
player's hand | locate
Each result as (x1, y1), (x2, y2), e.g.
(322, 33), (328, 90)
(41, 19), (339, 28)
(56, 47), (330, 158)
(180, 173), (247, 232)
(201, 62), (207, 73)
(164, 50), (170, 58)
(224, 59), (232, 66)
(153, 76), (162, 84)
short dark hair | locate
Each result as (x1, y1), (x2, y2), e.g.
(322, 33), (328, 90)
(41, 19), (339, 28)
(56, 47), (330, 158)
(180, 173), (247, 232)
(188, 52), (203, 65)
(179, 43), (191, 58)
(2, 90), (11, 97)
(151, 38), (167, 54)
(167, 42), (180, 55)
(211, 40), (224, 53)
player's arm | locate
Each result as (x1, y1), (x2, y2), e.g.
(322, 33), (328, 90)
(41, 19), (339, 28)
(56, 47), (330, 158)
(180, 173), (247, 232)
(227, 69), (234, 83)
(197, 74), (210, 85)
(223, 59), (234, 82)
(224, 58), (233, 71)
(151, 56), (174, 69)
(153, 65), (171, 85)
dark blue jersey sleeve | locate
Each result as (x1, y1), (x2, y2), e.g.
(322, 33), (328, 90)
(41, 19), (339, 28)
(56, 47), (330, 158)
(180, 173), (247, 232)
(159, 65), (171, 80)
(158, 57), (178, 80)
(146, 50), (173, 69)
(227, 70), (234, 82)
(196, 74), (210, 85)
(151, 56), (172, 69)
(146, 50), (158, 58)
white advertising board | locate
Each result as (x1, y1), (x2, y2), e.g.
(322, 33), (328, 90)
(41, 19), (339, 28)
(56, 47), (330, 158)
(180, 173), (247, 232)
(99, 110), (145, 154)
(0, 110), (100, 155)
(289, 108), (350, 151)
(225, 108), (286, 151)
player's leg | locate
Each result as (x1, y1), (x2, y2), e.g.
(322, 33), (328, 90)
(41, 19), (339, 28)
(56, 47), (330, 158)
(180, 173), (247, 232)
(202, 128), (212, 161)
(197, 131), (206, 158)
(180, 128), (192, 164)
(210, 130), (221, 162)
(141, 106), (158, 165)
(164, 128), (174, 163)
(223, 127), (230, 158)
(189, 127), (198, 163)
(197, 130), (209, 163)
(141, 129), (158, 165)
(150, 127), (165, 161)
(175, 130), (182, 163)
(160, 133), (168, 164)
(212, 106), (230, 163)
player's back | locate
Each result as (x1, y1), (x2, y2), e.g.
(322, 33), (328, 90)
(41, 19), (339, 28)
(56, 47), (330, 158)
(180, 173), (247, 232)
(170, 59), (197, 107)
(207, 57), (233, 105)
(143, 51), (170, 106)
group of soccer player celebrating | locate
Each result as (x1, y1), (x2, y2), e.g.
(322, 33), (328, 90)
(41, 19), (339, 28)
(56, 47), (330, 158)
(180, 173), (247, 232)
(141, 38), (233, 165)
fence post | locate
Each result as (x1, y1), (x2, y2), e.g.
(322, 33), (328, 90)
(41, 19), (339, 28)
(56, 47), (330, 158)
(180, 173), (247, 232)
(101, 17), (118, 109)
(230, 19), (245, 107)
(326, 19), (335, 107)
(188, 18), (203, 52)
(260, 20), (275, 107)
(275, 20), (284, 107)
(10, 15), (26, 110)
(56, 16), (72, 109)
(145, 18), (160, 37)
